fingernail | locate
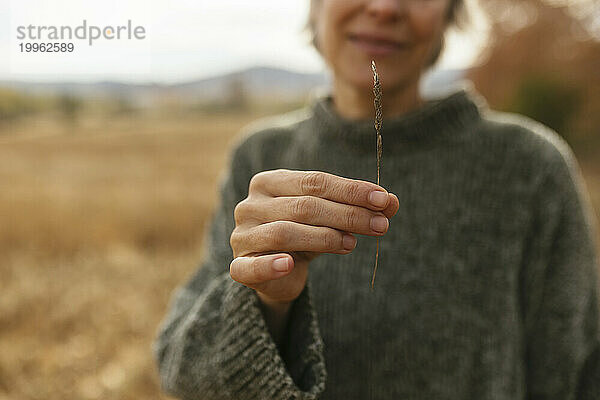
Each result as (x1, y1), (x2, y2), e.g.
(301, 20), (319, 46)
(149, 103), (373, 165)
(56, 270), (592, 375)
(273, 257), (289, 272)
(370, 216), (389, 233)
(343, 234), (356, 250)
(369, 191), (388, 207)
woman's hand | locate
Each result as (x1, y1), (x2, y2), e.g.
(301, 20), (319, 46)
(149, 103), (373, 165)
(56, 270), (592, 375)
(229, 169), (400, 306)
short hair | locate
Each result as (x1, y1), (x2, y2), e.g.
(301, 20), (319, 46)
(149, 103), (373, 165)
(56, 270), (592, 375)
(305, 0), (475, 68)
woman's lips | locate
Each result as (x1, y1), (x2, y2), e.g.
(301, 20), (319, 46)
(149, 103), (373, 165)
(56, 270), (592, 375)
(348, 33), (408, 57)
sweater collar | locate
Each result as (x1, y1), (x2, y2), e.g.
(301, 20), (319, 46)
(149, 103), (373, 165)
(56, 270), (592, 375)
(309, 81), (487, 151)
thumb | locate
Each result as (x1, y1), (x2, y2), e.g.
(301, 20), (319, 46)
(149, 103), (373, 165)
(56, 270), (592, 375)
(229, 253), (294, 287)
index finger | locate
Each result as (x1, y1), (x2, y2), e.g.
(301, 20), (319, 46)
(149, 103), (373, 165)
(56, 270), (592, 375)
(252, 169), (391, 211)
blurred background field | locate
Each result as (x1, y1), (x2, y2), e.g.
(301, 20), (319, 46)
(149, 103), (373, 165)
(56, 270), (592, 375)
(0, 0), (599, 399)
(0, 108), (268, 399)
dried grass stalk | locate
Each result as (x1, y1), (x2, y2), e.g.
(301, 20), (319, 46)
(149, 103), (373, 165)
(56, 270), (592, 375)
(371, 60), (383, 290)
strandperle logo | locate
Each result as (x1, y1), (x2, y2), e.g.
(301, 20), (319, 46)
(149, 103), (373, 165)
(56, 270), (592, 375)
(16, 20), (146, 46)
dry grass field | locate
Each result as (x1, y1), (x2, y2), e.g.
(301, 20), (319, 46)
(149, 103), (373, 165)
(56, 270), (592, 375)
(0, 109), (599, 400)
(0, 110), (265, 400)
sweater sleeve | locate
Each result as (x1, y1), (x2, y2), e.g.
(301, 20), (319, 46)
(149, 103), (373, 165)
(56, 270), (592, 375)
(152, 138), (327, 400)
(519, 140), (600, 400)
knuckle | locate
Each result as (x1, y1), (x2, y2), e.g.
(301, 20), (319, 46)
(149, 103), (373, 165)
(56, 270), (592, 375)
(291, 196), (316, 220)
(233, 200), (247, 225)
(229, 228), (243, 252)
(300, 172), (326, 195)
(344, 183), (362, 203)
(323, 231), (341, 250)
(233, 199), (257, 226)
(266, 221), (288, 248)
(344, 207), (361, 230)
(249, 172), (266, 192)
(249, 257), (263, 281)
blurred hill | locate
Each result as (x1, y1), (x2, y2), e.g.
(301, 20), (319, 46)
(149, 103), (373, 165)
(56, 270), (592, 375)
(170, 66), (327, 103)
(0, 66), (327, 108)
(0, 66), (466, 124)
(0, 66), (466, 109)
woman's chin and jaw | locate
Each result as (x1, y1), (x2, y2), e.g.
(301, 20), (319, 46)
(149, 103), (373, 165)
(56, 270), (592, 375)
(331, 43), (422, 93)
(323, 37), (431, 118)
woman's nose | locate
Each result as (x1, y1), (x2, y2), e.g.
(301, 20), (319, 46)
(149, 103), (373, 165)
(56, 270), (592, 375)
(366, 0), (404, 21)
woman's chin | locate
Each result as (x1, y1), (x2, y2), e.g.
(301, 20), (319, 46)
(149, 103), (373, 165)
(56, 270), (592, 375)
(338, 70), (413, 94)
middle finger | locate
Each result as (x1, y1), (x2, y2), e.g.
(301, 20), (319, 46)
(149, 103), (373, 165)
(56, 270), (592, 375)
(257, 195), (390, 236)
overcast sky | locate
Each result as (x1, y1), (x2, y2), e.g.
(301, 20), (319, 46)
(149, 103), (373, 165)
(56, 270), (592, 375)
(0, 0), (485, 84)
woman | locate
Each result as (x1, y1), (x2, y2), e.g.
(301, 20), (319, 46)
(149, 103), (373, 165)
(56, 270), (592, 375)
(154, 0), (600, 399)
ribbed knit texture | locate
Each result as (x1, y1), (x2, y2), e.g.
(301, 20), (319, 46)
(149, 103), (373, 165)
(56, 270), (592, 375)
(153, 83), (600, 399)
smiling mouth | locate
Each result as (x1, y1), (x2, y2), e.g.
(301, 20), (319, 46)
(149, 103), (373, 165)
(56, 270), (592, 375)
(347, 33), (408, 56)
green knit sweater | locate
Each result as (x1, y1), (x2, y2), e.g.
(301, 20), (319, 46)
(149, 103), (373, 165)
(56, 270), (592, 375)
(153, 83), (600, 399)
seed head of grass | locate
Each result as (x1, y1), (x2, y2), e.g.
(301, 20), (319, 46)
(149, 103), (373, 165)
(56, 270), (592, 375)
(371, 60), (383, 291)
